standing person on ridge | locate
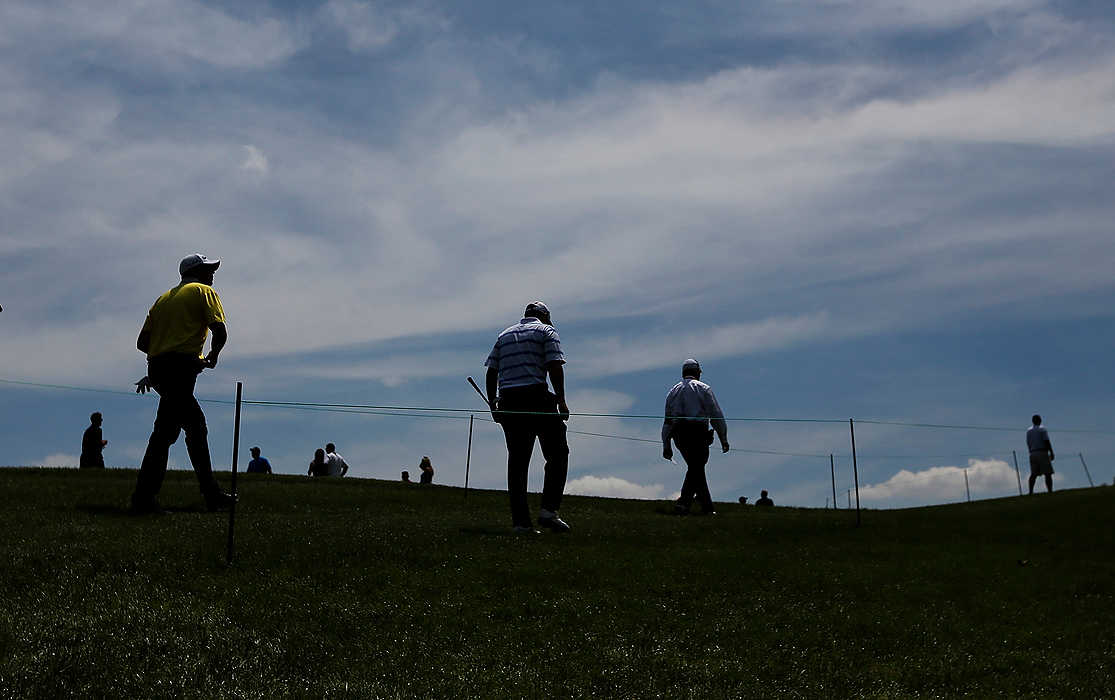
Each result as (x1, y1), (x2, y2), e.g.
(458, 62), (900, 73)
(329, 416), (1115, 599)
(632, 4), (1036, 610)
(418, 456), (435, 484)
(80, 412), (108, 469)
(485, 301), (572, 534)
(1026, 414), (1055, 494)
(662, 359), (729, 516)
(130, 253), (236, 514)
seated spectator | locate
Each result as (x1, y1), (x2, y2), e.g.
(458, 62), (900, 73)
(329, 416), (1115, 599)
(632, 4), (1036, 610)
(418, 456), (435, 485)
(401, 470), (411, 483)
(325, 443), (350, 477)
(738, 496), (748, 505)
(308, 448), (328, 477)
(246, 446), (272, 474)
(756, 490), (774, 507)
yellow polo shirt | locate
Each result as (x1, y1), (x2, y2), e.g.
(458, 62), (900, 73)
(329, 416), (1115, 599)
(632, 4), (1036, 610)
(141, 282), (226, 358)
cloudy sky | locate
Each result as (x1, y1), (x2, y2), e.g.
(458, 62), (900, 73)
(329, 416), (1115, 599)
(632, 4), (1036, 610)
(2, 0), (1113, 510)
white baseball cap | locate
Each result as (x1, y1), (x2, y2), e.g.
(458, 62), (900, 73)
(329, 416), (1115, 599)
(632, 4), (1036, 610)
(179, 253), (221, 276)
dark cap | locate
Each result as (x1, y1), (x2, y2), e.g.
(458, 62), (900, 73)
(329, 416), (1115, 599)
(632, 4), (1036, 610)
(524, 301), (550, 320)
(180, 253), (220, 276)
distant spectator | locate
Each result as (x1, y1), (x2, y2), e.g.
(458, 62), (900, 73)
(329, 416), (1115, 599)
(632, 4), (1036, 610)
(325, 443), (350, 477)
(738, 496), (748, 505)
(80, 412), (107, 469)
(401, 470), (411, 483)
(756, 490), (774, 507)
(309, 448), (329, 477)
(1027, 414), (1055, 494)
(418, 456), (435, 485)
(246, 446), (272, 474)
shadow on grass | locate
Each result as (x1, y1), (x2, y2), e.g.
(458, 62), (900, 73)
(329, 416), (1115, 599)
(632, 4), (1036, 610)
(458, 525), (523, 537)
(76, 503), (211, 516)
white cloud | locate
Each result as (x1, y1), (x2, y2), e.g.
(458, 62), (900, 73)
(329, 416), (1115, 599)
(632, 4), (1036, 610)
(320, 0), (398, 52)
(566, 475), (671, 500)
(39, 453), (79, 468)
(241, 145), (269, 175)
(859, 458), (1020, 505)
(0, 0), (304, 69)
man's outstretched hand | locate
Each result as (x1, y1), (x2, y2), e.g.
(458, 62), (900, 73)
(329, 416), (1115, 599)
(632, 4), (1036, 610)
(134, 376), (154, 394)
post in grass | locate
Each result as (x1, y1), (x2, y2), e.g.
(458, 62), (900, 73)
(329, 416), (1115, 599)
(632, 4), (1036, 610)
(1077, 453), (1095, 487)
(464, 413), (474, 499)
(830, 454), (837, 509)
(849, 419), (861, 526)
(226, 381), (242, 566)
(1012, 450), (1023, 496)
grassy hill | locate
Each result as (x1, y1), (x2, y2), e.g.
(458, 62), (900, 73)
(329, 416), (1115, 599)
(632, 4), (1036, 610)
(0, 467), (1111, 698)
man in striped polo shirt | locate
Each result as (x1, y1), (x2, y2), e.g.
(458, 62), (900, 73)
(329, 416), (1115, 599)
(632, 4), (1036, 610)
(485, 301), (572, 534)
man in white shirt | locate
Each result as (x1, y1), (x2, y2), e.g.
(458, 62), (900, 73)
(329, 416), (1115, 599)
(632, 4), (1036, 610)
(325, 442), (350, 477)
(662, 359), (729, 515)
(1026, 414), (1054, 494)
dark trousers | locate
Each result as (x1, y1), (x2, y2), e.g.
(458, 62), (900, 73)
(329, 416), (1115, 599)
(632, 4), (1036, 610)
(674, 427), (714, 513)
(133, 354), (219, 503)
(498, 385), (570, 527)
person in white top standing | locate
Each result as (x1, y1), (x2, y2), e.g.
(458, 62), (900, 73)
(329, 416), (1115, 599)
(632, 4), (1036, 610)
(662, 359), (729, 515)
(1026, 414), (1055, 494)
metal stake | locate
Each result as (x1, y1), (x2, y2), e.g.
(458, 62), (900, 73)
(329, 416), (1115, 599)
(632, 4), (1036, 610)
(1012, 450), (1022, 496)
(849, 419), (861, 526)
(1079, 453), (1095, 487)
(830, 454), (837, 509)
(226, 381), (242, 566)
(464, 413), (474, 499)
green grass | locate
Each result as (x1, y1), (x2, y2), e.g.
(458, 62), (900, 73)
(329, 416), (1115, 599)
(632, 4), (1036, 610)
(0, 467), (1112, 698)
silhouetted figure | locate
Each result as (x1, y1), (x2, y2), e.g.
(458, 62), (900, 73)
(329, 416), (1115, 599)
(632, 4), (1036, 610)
(1027, 414), (1055, 494)
(80, 412), (107, 469)
(738, 496), (748, 505)
(401, 470), (411, 483)
(131, 254), (235, 514)
(325, 443), (350, 477)
(485, 301), (571, 534)
(662, 359), (729, 516)
(246, 446), (272, 474)
(418, 456), (435, 485)
(309, 448), (328, 477)
(756, 490), (774, 507)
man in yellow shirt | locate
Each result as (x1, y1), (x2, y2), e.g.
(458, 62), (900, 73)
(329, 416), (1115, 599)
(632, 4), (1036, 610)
(130, 253), (236, 514)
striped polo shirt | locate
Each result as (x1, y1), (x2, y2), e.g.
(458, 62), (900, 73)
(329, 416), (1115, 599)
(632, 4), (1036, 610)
(485, 317), (565, 390)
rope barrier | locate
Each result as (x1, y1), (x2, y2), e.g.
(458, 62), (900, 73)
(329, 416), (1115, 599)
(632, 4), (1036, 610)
(4, 376), (1114, 437)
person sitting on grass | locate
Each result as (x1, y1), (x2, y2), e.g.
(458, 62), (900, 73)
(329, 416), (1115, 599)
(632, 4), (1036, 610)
(401, 470), (411, 483)
(246, 446), (272, 474)
(309, 448), (329, 477)
(325, 443), (350, 477)
(756, 490), (774, 507)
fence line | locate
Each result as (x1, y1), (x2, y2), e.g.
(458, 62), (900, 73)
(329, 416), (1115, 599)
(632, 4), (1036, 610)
(4, 376), (1113, 435)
